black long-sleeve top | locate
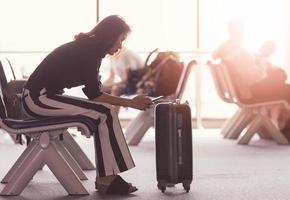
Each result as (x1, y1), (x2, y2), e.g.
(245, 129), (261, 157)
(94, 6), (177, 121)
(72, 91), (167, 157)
(25, 37), (105, 100)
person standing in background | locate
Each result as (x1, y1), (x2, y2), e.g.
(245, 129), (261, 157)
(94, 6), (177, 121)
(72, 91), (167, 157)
(102, 48), (143, 96)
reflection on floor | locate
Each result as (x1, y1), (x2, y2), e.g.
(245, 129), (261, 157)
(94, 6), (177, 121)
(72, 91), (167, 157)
(1, 128), (290, 200)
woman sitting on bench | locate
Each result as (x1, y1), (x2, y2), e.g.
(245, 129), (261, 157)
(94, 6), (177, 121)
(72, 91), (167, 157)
(22, 15), (152, 195)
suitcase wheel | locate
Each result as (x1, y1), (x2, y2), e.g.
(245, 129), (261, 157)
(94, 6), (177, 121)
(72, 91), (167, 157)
(183, 182), (190, 192)
(157, 182), (166, 193)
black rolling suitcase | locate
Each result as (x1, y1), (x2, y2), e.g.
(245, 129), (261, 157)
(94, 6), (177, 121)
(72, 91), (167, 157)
(155, 101), (193, 193)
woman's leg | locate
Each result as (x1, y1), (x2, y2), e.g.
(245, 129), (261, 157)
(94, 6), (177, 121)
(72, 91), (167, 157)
(46, 95), (137, 194)
(23, 89), (135, 183)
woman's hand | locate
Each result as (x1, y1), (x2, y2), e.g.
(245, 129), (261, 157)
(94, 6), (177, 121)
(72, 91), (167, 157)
(130, 95), (153, 110)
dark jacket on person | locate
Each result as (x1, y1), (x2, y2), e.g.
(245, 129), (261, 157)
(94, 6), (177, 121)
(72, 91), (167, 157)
(25, 37), (105, 99)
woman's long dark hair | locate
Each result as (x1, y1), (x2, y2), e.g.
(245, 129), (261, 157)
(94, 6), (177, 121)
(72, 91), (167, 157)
(75, 15), (131, 54)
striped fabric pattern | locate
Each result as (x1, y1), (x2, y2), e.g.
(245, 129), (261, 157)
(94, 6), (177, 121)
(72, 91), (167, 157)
(22, 88), (135, 177)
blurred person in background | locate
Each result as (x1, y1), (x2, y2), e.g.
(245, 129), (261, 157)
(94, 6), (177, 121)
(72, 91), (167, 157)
(102, 48), (144, 113)
(212, 19), (290, 134)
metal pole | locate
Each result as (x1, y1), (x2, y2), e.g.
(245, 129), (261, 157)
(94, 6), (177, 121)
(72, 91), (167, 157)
(196, 0), (200, 49)
(195, 0), (203, 129)
(285, 1), (290, 75)
(96, 0), (99, 23)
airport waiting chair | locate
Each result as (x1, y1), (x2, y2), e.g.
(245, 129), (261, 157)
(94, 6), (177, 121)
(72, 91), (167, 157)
(125, 60), (196, 145)
(208, 61), (254, 139)
(0, 57), (19, 87)
(209, 61), (289, 145)
(0, 58), (27, 120)
(0, 86), (99, 195)
(0, 58), (24, 143)
(0, 59), (95, 170)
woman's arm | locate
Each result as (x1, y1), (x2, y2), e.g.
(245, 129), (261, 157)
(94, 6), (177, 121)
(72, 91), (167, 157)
(93, 92), (152, 110)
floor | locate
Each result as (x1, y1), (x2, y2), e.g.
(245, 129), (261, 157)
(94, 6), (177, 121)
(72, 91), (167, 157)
(1, 128), (290, 200)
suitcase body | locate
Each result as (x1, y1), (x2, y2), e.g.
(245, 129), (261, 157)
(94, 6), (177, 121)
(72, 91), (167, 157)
(155, 102), (193, 192)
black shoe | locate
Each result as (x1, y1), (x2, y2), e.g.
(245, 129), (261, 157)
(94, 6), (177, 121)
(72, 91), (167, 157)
(96, 175), (137, 195)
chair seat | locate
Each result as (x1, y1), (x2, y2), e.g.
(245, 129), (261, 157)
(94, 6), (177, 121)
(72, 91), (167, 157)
(3, 116), (97, 133)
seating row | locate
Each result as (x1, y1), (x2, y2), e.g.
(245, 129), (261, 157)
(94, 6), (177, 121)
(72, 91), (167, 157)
(0, 58), (196, 196)
(208, 61), (289, 145)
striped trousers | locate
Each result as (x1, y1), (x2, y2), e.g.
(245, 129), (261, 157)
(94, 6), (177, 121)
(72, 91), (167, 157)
(22, 88), (135, 177)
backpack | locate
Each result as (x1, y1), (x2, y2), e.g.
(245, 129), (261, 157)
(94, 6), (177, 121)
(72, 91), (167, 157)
(136, 51), (182, 96)
(125, 48), (159, 93)
(154, 58), (182, 96)
(126, 68), (146, 93)
(3, 80), (28, 119)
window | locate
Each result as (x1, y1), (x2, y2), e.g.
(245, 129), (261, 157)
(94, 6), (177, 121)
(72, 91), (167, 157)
(0, 0), (289, 122)
(0, 0), (96, 76)
(199, 0), (288, 118)
(200, 0), (287, 65)
(100, 0), (196, 52)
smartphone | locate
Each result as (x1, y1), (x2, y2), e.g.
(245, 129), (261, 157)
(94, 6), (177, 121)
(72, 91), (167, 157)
(152, 96), (164, 103)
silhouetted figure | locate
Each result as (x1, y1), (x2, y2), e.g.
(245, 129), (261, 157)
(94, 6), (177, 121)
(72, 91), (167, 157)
(212, 18), (262, 99)
(102, 48), (143, 96)
(102, 48), (143, 113)
(23, 15), (152, 195)
(251, 41), (290, 130)
(212, 19), (290, 132)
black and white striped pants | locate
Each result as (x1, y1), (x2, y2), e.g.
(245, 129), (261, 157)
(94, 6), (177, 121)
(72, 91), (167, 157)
(23, 88), (135, 177)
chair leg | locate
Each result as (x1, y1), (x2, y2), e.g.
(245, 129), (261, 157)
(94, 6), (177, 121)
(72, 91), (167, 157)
(0, 143), (44, 196)
(54, 140), (88, 180)
(224, 108), (248, 138)
(62, 131), (95, 170)
(125, 108), (154, 145)
(1, 134), (89, 196)
(238, 116), (263, 145)
(227, 110), (254, 139)
(222, 108), (244, 137)
(261, 116), (288, 145)
(1, 140), (37, 183)
(45, 141), (89, 195)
